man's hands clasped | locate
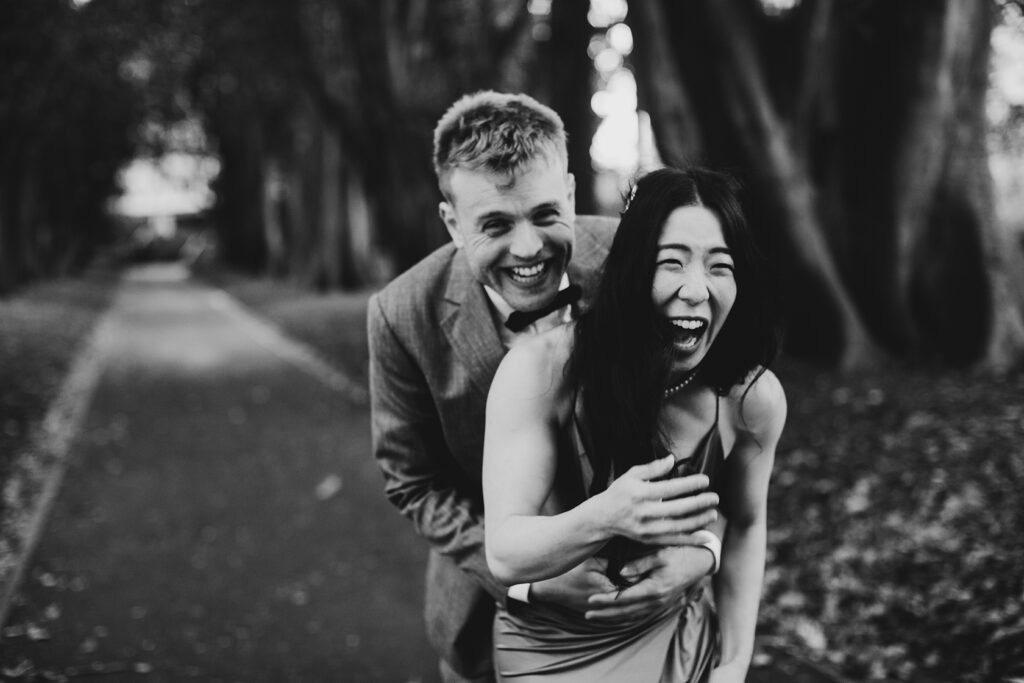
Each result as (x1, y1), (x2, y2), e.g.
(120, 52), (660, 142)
(534, 453), (720, 621)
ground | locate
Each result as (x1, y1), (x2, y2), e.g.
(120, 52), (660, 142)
(1, 260), (1022, 682)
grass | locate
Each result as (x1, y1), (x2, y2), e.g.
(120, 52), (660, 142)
(0, 264), (120, 594)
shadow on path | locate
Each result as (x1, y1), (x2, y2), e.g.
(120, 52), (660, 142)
(1, 264), (436, 682)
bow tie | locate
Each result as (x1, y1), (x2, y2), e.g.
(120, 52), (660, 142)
(504, 284), (582, 332)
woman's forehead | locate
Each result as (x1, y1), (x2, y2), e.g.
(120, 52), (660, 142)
(657, 205), (727, 251)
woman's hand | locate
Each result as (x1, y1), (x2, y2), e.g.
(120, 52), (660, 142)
(591, 454), (719, 545)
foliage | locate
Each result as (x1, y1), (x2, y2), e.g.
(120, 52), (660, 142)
(763, 359), (1024, 681)
(0, 1), (148, 293)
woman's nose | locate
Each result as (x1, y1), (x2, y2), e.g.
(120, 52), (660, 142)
(509, 222), (543, 258)
(676, 268), (710, 304)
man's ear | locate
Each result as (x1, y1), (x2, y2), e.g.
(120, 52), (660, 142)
(566, 172), (576, 207)
(439, 201), (463, 248)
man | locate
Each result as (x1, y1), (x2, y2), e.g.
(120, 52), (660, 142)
(368, 91), (718, 682)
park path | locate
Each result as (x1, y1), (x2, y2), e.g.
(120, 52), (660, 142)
(0, 264), (436, 682)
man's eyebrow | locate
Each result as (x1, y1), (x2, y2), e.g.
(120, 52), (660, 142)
(476, 210), (510, 223)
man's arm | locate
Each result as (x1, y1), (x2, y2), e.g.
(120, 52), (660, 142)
(368, 294), (507, 603)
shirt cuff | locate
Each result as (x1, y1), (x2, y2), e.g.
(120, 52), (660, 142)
(507, 583), (532, 603)
(690, 529), (722, 575)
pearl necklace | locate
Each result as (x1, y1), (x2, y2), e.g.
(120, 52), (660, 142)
(663, 370), (698, 399)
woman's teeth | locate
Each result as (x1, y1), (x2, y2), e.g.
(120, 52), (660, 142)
(670, 319), (706, 350)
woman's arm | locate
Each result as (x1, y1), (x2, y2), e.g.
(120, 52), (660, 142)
(711, 369), (787, 682)
(483, 329), (717, 585)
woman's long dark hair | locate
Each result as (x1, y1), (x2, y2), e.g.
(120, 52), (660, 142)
(569, 166), (779, 584)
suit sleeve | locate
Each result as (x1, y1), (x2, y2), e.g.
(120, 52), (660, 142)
(367, 294), (508, 605)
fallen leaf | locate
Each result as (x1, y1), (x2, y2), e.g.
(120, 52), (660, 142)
(315, 474), (343, 500)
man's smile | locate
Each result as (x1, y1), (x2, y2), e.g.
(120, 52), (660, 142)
(505, 259), (551, 285)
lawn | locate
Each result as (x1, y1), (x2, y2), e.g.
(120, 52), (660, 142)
(0, 264), (119, 594)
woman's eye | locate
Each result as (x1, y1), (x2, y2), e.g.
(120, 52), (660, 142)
(656, 259), (683, 269)
(710, 262), (734, 274)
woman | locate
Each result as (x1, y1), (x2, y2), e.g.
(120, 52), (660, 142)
(482, 166), (786, 682)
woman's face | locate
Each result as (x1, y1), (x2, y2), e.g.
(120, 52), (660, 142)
(651, 204), (737, 375)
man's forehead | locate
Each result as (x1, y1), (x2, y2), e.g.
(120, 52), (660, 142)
(450, 163), (567, 212)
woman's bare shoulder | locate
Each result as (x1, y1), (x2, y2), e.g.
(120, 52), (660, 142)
(723, 367), (787, 437)
(491, 324), (575, 404)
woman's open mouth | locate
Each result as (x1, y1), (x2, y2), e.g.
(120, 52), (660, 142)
(669, 318), (708, 351)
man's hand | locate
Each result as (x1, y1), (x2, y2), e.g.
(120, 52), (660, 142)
(583, 545), (713, 621)
(528, 557), (616, 613)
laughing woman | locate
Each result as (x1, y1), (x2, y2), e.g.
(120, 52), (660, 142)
(483, 167), (786, 682)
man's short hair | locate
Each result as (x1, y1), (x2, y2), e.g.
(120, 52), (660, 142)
(433, 91), (568, 200)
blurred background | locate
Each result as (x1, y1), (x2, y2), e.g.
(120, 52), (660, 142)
(2, 0), (1024, 681)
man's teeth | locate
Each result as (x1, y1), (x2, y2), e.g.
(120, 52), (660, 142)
(510, 263), (545, 280)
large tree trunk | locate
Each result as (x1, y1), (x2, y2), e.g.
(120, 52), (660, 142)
(940, 0), (1024, 369)
(631, 0), (1023, 370)
(630, 0), (704, 165)
(634, 0), (880, 369)
(546, 0), (598, 214)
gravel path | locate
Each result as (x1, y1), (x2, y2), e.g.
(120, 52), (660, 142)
(0, 264), (435, 682)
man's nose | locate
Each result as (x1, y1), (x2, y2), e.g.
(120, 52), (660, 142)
(509, 222), (543, 259)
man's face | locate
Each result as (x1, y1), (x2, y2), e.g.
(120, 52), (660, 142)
(440, 157), (576, 313)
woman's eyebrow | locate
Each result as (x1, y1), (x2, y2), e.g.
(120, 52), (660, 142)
(656, 243), (732, 255)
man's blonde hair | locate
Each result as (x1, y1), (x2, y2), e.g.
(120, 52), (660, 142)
(432, 91), (568, 201)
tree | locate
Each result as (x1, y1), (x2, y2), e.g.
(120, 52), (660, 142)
(629, 0), (1024, 370)
(0, 0), (142, 295)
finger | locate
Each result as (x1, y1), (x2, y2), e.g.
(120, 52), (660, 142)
(619, 554), (659, 577)
(645, 511), (720, 540)
(588, 582), (659, 606)
(626, 454), (676, 481)
(647, 473), (710, 499)
(657, 492), (719, 518)
(578, 573), (617, 593)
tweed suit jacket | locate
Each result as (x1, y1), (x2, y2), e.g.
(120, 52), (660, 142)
(368, 215), (616, 678)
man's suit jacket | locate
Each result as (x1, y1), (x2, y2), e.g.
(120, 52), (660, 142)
(367, 216), (616, 678)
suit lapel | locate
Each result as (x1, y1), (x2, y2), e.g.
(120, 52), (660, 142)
(570, 220), (610, 314)
(442, 253), (505, 398)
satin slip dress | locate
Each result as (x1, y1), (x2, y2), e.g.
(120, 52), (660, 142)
(492, 396), (724, 682)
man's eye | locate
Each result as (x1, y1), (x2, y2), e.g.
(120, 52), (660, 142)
(534, 210), (559, 224)
(483, 221), (510, 233)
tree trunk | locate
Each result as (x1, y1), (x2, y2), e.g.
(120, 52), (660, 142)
(629, 0), (704, 165)
(318, 122), (345, 290)
(546, 0), (598, 214)
(640, 0), (880, 369)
